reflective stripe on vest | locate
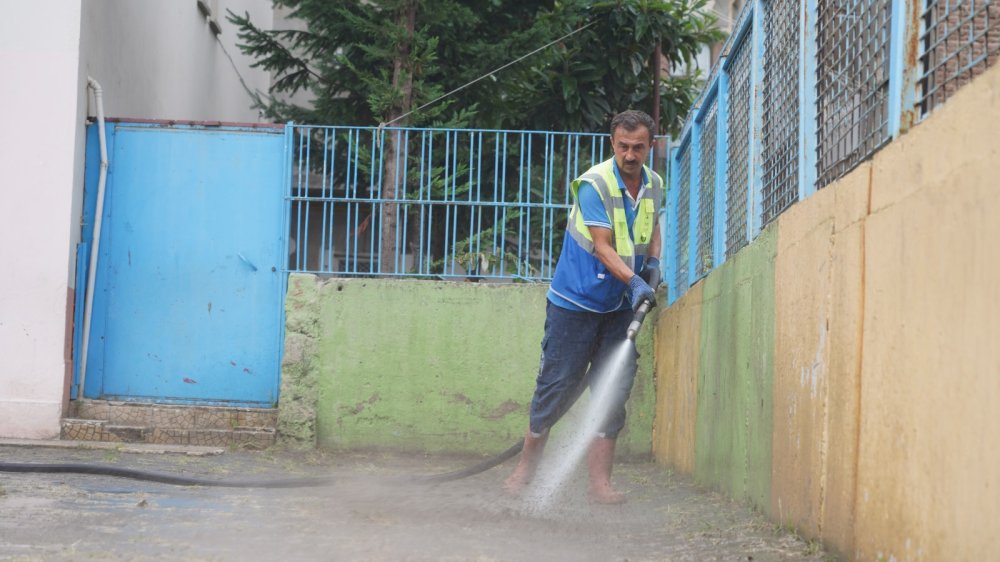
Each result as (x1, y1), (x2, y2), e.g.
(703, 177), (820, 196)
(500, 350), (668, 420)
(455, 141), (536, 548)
(567, 159), (663, 271)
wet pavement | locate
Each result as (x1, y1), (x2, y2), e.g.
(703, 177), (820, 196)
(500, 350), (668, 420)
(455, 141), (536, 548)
(0, 443), (833, 561)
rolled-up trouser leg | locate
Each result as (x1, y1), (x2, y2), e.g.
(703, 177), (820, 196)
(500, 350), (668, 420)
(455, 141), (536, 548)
(529, 303), (600, 435)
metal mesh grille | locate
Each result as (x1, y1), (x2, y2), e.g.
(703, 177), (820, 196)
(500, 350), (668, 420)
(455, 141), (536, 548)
(816, 0), (893, 188)
(761, 0), (801, 223)
(675, 145), (692, 294)
(920, 0), (1000, 115)
(726, 37), (752, 257)
(696, 101), (718, 278)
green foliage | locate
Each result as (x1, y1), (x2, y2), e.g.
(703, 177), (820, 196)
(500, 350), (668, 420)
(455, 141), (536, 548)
(510, 0), (723, 134)
(232, 0), (723, 277)
(229, 0), (723, 135)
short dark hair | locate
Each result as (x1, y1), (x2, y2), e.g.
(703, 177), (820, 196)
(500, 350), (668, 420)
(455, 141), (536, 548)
(610, 110), (655, 142)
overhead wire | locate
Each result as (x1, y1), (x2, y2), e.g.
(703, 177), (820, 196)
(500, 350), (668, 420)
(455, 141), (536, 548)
(214, 5), (732, 125)
(380, 20), (599, 129)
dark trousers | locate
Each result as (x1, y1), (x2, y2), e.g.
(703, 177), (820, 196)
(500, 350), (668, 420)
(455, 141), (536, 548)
(528, 302), (639, 438)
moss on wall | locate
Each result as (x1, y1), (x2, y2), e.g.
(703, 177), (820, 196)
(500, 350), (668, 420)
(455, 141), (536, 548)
(279, 276), (655, 457)
(694, 225), (776, 511)
(277, 274), (321, 446)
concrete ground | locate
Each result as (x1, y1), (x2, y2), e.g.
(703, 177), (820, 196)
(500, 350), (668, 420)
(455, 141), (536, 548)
(0, 442), (834, 561)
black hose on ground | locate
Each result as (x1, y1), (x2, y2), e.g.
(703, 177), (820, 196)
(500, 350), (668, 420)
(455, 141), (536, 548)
(0, 462), (332, 488)
(0, 440), (526, 488)
(2, 276), (653, 489)
(415, 438), (524, 484)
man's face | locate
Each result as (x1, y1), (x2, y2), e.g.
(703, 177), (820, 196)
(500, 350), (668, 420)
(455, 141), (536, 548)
(611, 126), (652, 181)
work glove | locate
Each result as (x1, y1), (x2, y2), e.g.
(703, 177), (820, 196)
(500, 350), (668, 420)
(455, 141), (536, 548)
(639, 257), (661, 289)
(627, 275), (656, 312)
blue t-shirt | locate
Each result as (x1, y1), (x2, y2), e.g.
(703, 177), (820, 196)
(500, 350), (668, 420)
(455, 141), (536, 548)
(548, 162), (650, 311)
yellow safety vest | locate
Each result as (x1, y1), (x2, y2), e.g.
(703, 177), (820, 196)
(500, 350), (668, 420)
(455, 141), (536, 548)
(567, 158), (663, 271)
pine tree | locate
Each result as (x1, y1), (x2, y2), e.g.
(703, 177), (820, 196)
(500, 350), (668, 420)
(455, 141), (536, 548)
(229, 0), (721, 134)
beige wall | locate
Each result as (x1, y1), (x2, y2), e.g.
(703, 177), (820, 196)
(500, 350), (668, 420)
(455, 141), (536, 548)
(651, 283), (702, 473)
(770, 165), (870, 550)
(849, 61), (1000, 561)
(772, 184), (836, 537)
(769, 61), (1000, 559)
(654, 56), (1000, 560)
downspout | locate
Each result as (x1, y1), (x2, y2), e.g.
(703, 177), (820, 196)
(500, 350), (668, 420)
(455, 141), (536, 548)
(78, 77), (108, 398)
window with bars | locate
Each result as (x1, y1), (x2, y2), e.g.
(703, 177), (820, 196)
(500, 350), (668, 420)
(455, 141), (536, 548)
(675, 145), (692, 294)
(761, 0), (800, 224)
(697, 100), (718, 279)
(920, 0), (1000, 115)
(725, 35), (752, 257)
(816, 0), (893, 189)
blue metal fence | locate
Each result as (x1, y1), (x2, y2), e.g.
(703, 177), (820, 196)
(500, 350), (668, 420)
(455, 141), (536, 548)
(286, 125), (669, 282)
(664, 0), (1000, 304)
(286, 0), (997, 296)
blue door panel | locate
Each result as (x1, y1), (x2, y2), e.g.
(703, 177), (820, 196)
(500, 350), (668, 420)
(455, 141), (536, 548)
(82, 124), (286, 406)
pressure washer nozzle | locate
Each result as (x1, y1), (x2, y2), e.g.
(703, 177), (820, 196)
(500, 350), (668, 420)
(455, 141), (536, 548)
(626, 299), (653, 341)
(625, 322), (641, 341)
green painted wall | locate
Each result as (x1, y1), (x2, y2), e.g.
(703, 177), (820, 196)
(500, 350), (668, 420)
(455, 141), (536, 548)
(694, 225), (776, 511)
(280, 275), (656, 456)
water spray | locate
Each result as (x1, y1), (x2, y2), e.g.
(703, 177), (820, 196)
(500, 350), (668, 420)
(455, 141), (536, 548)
(525, 298), (655, 510)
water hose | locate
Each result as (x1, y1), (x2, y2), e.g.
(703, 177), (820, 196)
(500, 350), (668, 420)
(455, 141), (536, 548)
(423, 297), (654, 483)
(0, 462), (331, 488)
(415, 439), (525, 483)
(626, 298), (652, 341)
(1, 299), (655, 487)
(0, 450), (516, 488)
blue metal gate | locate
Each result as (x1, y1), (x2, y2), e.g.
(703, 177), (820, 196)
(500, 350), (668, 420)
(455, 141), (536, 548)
(75, 121), (288, 407)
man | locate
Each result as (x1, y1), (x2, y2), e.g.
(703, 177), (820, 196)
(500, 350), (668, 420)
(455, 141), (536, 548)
(504, 110), (663, 504)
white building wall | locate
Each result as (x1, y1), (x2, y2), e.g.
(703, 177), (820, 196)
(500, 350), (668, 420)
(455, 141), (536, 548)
(0, 1), (85, 438)
(0, 0), (274, 439)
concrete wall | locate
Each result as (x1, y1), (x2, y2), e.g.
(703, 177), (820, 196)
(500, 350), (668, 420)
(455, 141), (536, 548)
(280, 275), (658, 457)
(695, 225), (775, 510)
(0, 0), (274, 439)
(78, 0), (272, 123)
(652, 61), (1000, 559)
(651, 283), (702, 473)
(0, 1), (85, 438)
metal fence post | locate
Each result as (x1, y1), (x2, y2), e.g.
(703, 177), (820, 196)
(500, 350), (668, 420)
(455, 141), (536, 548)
(798, 0), (818, 201)
(666, 146), (681, 305)
(713, 64), (730, 268)
(748, 0), (766, 241)
(888, 0), (921, 138)
(687, 120), (702, 289)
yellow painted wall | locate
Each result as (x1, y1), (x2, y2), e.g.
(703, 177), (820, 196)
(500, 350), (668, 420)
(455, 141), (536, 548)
(770, 163), (872, 551)
(822, 168), (869, 554)
(773, 64), (1000, 559)
(772, 184), (836, 537)
(651, 283), (702, 473)
(851, 62), (1000, 561)
(656, 56), (1000, 561)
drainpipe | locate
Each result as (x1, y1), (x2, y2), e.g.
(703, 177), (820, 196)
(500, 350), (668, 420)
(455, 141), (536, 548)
(78, 77), (108, 398)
